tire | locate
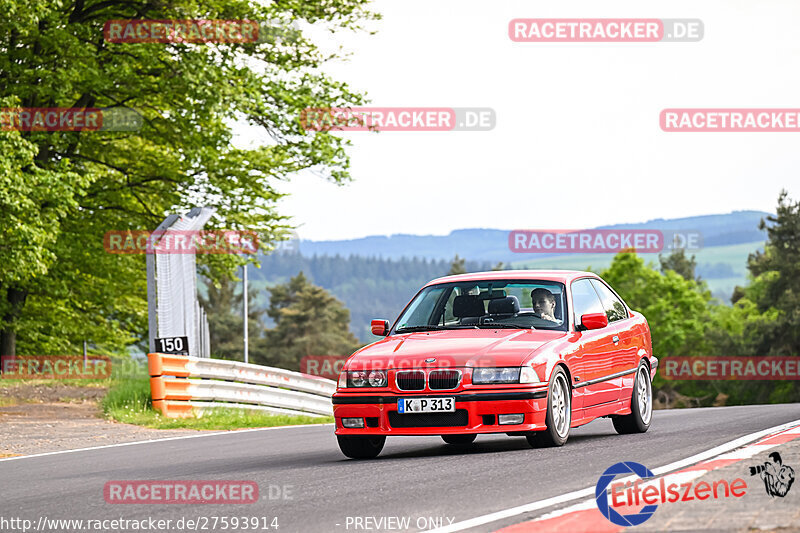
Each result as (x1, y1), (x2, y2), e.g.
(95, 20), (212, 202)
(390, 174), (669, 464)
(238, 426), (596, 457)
(442, 434), (477, 446)
(613, 362), (653, 435)
(336, 435), (386, 459)
(527, 367), (571, 448)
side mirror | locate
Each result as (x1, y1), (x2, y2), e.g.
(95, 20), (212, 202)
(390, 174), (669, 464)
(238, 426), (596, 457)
(371, 319), (390, 336)
(580, 313), (608, 331)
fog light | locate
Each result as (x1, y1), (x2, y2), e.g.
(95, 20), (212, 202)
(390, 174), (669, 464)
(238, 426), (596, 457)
(342, 417), (365, 428)
(498, 414), (524, 425)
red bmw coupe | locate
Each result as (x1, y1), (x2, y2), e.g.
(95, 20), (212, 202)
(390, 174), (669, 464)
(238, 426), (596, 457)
(333, 270), (657, 459)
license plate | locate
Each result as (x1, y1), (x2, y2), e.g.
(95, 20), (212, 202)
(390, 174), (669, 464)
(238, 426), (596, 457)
(397, 397), (455, 413)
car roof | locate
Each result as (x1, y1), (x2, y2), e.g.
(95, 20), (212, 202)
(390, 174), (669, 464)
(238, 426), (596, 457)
(424, 269), (598, 287)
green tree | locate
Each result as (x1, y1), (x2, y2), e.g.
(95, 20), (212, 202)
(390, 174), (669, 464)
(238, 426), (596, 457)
(742, 190), (800, 355)
(709, 191), (800, 404)
(255, 272), (360, 370)
(659, 249), (699, 283)
(447, 255), (466, 276)
(0, 0), (377, 356)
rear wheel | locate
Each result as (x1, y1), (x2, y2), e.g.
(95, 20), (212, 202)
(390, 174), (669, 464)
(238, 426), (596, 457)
(527, 367), (571, 447)
(441, 434), (477, 446)
(613, 362), (652, 434)
(336, 435), (386, 459)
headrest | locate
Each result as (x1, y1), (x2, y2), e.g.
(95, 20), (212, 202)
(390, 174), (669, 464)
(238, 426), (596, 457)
(453, 295), (485, 318)
(488, 295), (520, 315)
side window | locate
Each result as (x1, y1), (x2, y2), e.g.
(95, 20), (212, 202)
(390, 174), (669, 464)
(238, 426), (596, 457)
(571, 279), (604, 324)
(590, 279), (628, 322)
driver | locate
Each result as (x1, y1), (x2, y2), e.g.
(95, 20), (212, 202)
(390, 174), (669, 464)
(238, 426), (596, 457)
(531, 288), (558, 323)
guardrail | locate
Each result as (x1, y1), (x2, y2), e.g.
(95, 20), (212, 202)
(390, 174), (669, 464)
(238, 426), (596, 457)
(147, 353), (336, 418)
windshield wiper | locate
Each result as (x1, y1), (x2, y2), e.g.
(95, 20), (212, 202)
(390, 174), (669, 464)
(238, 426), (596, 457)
(476, 323), (534, 330)
(395, 325), (469, 333)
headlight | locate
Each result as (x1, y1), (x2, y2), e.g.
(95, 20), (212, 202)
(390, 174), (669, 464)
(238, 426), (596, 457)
(343, 370), (387, 388)
(368, 370), (387, 387)
(472, 367), (521, 384)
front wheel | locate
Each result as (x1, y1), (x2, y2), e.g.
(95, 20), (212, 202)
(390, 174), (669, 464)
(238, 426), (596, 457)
(613, 362), (652, 435)
(527, 367), (571, 447)
(442, 434), (477, 446)
(337, 435), (386, 459)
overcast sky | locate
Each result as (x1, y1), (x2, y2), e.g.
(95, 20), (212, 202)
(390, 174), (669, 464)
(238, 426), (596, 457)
(237, 0), (799, 241)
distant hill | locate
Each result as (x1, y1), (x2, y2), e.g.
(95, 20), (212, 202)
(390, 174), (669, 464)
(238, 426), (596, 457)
(294, 211), (771, 262)
(245, 211), (771, 342)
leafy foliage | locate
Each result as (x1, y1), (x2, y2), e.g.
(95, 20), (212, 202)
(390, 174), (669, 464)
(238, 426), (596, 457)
(659, 249), (699, 283)
(0, 0), (377, 356)
(603, 192), (799, 406)
(447, 255), (467, 276)
(254, 272), (361, 370)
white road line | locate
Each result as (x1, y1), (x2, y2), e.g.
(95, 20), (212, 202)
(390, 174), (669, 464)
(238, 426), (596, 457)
(427, 418), (800, 533)
(0, 423), (333, 463)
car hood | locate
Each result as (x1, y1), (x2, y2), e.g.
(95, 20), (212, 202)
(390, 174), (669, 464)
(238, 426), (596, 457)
(346, 329), (566, 370)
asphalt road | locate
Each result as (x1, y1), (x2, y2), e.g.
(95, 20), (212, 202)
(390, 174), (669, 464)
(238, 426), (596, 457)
(1, 404), (799, 533)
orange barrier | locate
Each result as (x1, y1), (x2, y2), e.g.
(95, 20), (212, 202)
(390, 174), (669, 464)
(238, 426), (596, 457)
(147, 352), (191, 378)
(151, 399), (194, 418)
(147, 353), (334, 418)
(148, 353), (192, 417)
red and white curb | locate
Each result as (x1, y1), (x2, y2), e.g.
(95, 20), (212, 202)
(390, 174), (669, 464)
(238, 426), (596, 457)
(425, 418), (800, 533)
(496, 422), (800, 533)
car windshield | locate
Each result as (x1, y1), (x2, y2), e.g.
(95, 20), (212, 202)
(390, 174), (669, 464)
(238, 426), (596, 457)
(394, 279), (568, 333)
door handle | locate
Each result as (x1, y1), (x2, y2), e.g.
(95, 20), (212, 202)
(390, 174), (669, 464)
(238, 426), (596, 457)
(612, 335), (620, 344)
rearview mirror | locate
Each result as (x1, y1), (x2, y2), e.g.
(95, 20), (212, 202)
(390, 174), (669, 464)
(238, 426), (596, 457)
(371, 319), (390, 336)
(580, 313), (608, 331)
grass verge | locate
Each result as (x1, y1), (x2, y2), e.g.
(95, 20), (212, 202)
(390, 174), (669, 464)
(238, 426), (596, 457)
(101, 376), (333, 430)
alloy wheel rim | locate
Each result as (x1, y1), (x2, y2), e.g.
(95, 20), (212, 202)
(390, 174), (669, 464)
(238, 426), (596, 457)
(552, 374), (570, 436)
(637, 367), (652, 424)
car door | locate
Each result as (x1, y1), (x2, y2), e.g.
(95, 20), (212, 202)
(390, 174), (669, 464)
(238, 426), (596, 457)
(590, 279), (639, 377)
(570, 278), (620, 407)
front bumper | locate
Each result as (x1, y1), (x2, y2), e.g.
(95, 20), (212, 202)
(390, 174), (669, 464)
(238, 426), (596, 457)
(333, 388), (549, 436)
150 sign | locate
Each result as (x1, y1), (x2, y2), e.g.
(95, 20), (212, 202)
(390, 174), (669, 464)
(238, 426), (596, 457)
(155, 336), (189, 355)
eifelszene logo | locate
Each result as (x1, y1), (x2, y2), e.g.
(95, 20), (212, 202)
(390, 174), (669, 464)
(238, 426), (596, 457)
(596, 462), (658, 526)
(749, 452), (795, 497)
(596, 461), (748, 526)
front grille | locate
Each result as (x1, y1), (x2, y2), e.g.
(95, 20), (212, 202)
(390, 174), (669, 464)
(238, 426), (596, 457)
(396, 370), (425, 391)
(428, 369), (461, 390)
(388, 409), (469, 428)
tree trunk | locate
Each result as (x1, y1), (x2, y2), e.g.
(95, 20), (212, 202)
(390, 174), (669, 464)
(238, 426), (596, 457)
(0, 288), (28, 358)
